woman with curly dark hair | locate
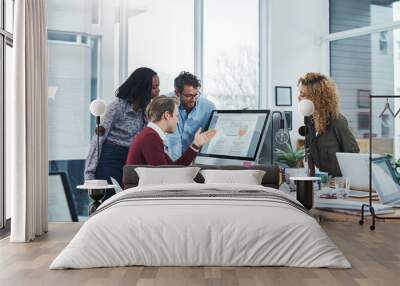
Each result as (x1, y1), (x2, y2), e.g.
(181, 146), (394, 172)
(84, 67), (160, 198)
(298, 72), (359, 177)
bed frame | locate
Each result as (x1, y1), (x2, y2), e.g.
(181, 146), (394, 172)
(123, 164), (280, 189)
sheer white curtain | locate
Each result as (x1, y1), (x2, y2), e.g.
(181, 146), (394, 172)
(9, 0), (48, 242)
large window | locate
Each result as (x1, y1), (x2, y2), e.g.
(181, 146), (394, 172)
(331, 31), (396, 150)
(203, 0), (259, 109)
(330, 0), (400, 33)
(1, 0), (14, 231)
(127, 0), (194, 94)
(329, 0), (400, 156)
(47, 31), (100, 220)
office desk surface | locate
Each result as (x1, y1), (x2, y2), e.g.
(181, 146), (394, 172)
(279, 183), (399, 222)
(311, 196), (400, 222)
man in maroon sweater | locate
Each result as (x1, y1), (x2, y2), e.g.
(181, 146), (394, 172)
(126, 96), (216, 165)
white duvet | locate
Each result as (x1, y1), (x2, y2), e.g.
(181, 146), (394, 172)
(50, 183), (350, 269)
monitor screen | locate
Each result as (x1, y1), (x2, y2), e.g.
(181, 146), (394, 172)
(372, 157), (400, 202)
(198, 110), (270, 161)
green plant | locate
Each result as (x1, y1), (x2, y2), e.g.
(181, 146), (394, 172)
(275, 143), (305, 168)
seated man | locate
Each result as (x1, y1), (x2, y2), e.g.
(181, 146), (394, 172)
(167, 72), (216, 160)
(126, 96), (216, 165)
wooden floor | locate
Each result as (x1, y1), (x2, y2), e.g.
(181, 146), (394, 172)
(0, 222), (399, 286)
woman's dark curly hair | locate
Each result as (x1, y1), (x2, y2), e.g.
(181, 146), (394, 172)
(116, 67), (157, 109)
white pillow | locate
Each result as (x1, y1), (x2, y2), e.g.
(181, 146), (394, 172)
(200, 169), (266, 185)
(135, 167), (201, 186)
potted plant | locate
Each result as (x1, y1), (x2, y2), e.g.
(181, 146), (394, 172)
(275, 143), (306, 186)
(275, 143), (305, 168)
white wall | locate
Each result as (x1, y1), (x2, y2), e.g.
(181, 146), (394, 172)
(97, 0), (118, 103)
(268, 0), (329, 144)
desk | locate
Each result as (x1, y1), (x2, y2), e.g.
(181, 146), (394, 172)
(311, 197), (400, 223)
(279, 183), (400, 222)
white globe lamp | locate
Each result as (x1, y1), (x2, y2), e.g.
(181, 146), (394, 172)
(298, 99), (315, 117)
(90, 99), (107, 117)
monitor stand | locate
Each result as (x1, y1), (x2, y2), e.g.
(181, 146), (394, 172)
(194, 156), (256, 166)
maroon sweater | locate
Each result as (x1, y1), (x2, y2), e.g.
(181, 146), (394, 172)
(126, 127), (198, 166)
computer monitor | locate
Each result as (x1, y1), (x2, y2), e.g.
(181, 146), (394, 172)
(195, 110), (270, 165)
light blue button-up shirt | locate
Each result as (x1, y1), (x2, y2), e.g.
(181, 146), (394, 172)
(167, 96), (215, 160)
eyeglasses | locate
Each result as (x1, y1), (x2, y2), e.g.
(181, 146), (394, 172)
(182, 92), (200, 99)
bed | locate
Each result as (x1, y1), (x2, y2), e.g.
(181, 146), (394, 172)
(50, 165), (350, 269)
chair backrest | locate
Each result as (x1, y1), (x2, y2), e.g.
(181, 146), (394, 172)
(48, 171), (78, 222)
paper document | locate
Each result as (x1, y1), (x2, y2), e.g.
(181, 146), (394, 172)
(110, 177), (123, 193)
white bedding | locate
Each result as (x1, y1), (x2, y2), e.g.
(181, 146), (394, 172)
(50, 183), (351, 269)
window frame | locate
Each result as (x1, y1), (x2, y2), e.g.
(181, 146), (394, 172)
(0, 0), (13, 232)
(324, 1), (400, 74)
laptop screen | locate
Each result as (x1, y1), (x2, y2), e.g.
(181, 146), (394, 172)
(372, 157), (400, 203)
(336, 152), (385, 190)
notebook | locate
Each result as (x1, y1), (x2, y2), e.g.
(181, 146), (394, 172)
(347, 190), (378, 198)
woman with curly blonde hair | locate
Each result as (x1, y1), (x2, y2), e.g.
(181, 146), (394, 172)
(298, 72), (359, 177)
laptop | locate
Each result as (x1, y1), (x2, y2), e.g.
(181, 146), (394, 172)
(371, 157), (400, 208)
(110, 177), (123, 193)
(336, 152), (381, 191)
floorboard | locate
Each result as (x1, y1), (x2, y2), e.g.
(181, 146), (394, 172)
(0, 222), (399, 286)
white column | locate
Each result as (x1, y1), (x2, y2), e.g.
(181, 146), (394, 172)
(393, 4), (400, 158)
(259, 0), (270, 109)
(194, 0), (203, 85)
(119, 0), (128, 84)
